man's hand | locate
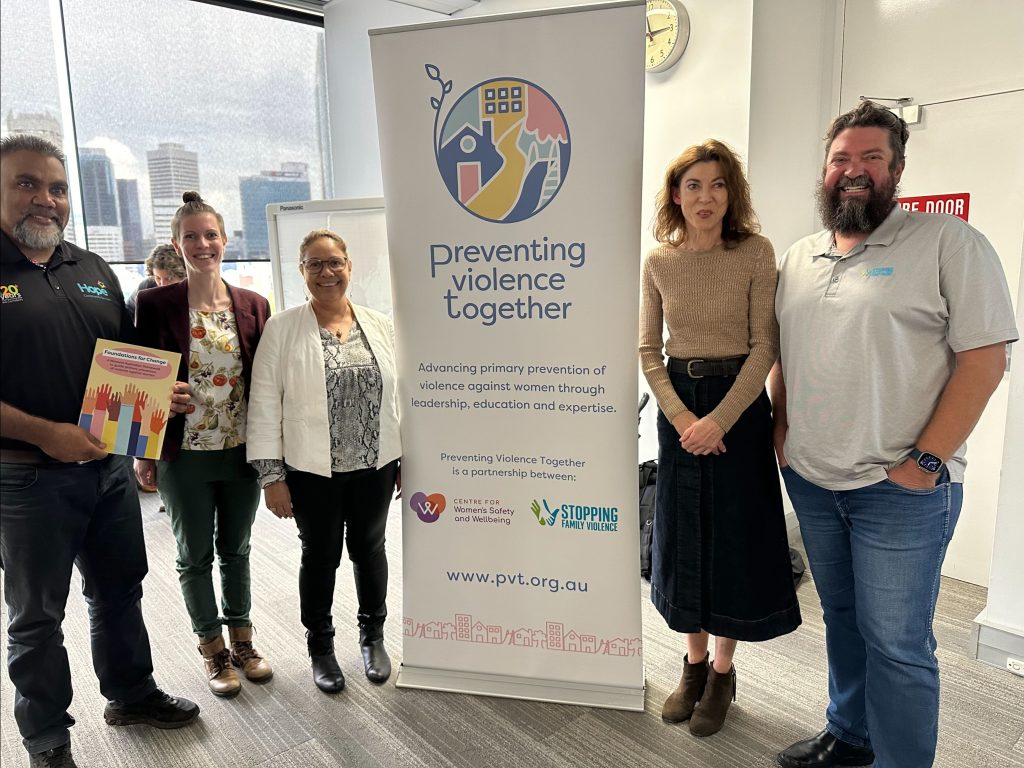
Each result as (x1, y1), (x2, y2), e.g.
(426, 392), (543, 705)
(38, 423), (108, 462)
(681, 417), (727, 456)
(773, 422), (788, 468)
(169, 381), (192, 415)
(135, 458), (157, 486)
(264, 481), (294, 519)
(886, 458), (938, 491)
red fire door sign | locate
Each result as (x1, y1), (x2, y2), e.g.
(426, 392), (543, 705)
(897, 193), (970, 221)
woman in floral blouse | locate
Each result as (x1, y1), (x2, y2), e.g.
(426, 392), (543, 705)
(135, 192), (272, 698)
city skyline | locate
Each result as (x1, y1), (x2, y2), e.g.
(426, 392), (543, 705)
(1, 0), (329, 260)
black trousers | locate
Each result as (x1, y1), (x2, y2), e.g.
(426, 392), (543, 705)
(0, 456), (157, 754)
(287, 460), (397, 643)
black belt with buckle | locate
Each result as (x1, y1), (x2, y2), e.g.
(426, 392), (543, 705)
(0, 448), (63, 466)
(668, 356), (746, 378)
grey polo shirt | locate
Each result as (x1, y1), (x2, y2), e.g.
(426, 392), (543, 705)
(776, 206), (1018, 490)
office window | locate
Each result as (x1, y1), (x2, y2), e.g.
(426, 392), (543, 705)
(0, 0), (82, 243)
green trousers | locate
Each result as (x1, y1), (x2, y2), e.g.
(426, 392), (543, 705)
(157, 445), (260, 640)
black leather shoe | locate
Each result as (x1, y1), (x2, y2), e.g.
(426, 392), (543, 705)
(311, 651), (346, 693)
(29, 743), (78, 768)
(103, 689), (200, 729)
(777, 729), (875, 767)
(360, 638), (392, 684)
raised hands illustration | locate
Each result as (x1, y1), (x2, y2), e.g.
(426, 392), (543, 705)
(106, 392), (122, 421)
(122, 383), (141, 408)
(149, 409), (167, 436)
(133, 391), (149, 422)
(82, 387), (97, 413)
(95, 383), (112, 412)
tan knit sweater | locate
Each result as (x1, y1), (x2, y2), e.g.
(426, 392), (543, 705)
(639, 233), (779, 432)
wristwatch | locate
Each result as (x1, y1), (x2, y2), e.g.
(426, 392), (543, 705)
(909, 448), (944, 474)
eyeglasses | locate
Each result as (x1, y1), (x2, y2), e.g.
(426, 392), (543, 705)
(301, 257), (348, 274)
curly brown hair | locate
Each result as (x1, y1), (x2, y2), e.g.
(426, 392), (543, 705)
(653, 140), (759, 248)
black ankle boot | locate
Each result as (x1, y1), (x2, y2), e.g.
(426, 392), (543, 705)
(360, 637), (392, 684)
(307, 633), (345, 694)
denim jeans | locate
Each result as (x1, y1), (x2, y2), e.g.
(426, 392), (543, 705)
(0, 456), (157, 754)
(782, 465), (962, 768)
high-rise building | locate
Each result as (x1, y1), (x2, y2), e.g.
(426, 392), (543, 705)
(239, 163), (311, 259)
(4, 110), (63, 148)
(79, 148), (120, 228)
(117, 179), (145, 261)
(147, 142), (199, 245)
(86, 226), (124, 264)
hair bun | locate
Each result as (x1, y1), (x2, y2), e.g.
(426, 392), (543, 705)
(182, 191), (203, 204)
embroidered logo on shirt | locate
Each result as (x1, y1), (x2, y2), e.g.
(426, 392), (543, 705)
(1, 284), (23, 303)
(862, 267), (894, 279)
(77, 280), (111, 298)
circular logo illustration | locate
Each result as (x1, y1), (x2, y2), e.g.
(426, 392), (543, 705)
(428, 70), (571, 224)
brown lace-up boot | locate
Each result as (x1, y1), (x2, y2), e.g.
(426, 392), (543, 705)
(661, 653), (709, 723)
(198, 634), (241, 697)
(689, 663), (736, 737)
(229, 625), (273, 682)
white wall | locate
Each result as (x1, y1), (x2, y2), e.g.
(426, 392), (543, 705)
(835, 0), (1024, 590)
(989, 259), (1024, 628)
(323, 0), (444, 198)
(747, 0), (837, 252)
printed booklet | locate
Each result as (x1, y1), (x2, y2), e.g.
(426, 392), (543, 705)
(77, 339), (181, 458)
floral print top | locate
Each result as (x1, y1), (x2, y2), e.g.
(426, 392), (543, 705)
(183, 308), (247, 451)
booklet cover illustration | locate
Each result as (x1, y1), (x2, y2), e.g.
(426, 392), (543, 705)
(78, 340), (181, 458)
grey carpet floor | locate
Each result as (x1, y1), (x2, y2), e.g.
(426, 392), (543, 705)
(2, 491), (1023, 768)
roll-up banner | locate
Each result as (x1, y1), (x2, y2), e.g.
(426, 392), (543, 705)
(370, 1), (646, 710)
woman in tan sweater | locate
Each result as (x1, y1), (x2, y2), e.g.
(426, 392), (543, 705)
(640, 141), (800, 737)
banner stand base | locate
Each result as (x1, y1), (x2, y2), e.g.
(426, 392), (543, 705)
(395, 664), (645, 711)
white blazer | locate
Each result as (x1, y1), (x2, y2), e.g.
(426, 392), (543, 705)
(246, 302), (401, 477)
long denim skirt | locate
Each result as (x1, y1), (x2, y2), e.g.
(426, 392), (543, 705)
(650, 369), (801, 641)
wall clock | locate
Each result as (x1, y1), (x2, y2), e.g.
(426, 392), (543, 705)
(645, 0), (690, 73)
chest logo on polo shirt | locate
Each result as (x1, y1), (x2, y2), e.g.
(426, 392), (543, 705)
(76, 280), (111, 298)
(1, 284), (23, 303)
(862, 267), (894, 279)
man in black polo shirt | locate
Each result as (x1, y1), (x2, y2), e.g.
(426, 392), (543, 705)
(0, 135), (199, 768)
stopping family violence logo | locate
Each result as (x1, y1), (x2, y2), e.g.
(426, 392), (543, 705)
(426, 65), (570, 224)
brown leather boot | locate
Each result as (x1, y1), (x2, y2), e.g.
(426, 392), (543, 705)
(229, 625), (273, 683)
(198, 634), (241, 697)
(689, 663), (736, 737)
(661, 653), (709, 723)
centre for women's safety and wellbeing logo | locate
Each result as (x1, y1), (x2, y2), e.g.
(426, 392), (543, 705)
(426, 64), (571, 224)
(411, 491), (446, 523)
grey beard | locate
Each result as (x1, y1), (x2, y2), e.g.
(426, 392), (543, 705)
(817, 178), (898, 235)
(12, 218), (64, 251)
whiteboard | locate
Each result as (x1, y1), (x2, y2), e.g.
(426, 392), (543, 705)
(266, 197), (392, 314)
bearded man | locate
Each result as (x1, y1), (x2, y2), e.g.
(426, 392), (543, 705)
(768, 102), (1018, 768)
(0, 135), (199, 768)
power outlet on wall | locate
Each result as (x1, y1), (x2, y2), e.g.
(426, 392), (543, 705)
(1007, 658), (1024, 676)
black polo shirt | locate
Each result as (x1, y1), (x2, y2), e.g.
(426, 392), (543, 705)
(1, 230), (134, 450)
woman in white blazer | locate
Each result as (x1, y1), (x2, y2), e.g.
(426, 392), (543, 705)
(247, 229), (400, 694)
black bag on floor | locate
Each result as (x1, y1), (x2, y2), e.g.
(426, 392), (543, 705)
(639, 459), (657, 581)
